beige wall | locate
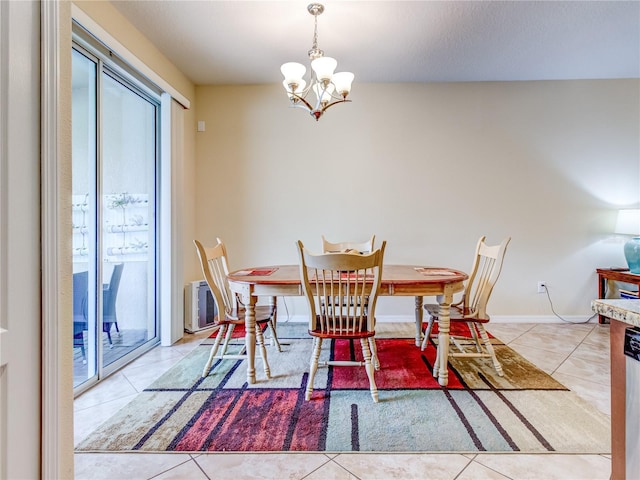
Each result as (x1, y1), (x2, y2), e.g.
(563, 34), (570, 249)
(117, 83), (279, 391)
(194, 80), (640, 320)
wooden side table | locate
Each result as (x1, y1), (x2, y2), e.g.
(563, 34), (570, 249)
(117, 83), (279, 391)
(596, 268), (640, 323)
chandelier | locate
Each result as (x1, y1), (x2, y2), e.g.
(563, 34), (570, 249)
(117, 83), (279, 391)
(280, 3), (354, 121)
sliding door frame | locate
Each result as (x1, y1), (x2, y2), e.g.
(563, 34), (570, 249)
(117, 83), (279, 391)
(71, 33), (163, 395)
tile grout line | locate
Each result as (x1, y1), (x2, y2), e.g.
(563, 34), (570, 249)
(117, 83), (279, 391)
(550, 324), (595, 376)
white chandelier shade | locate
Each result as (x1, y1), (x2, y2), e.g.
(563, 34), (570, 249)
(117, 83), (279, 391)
(280, 3), (354, 121)
(332, 72), (355, 97)
(280, 62), (307, 87)
(311, 56), (337, 82)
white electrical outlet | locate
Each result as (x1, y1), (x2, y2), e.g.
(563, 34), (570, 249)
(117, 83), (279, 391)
(537, 281), (546, 293)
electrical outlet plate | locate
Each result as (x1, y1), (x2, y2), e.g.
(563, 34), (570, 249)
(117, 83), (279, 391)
(537, 281), (546, 293)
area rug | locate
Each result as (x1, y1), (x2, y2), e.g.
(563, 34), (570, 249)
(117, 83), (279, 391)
(76, 323), (610, 453)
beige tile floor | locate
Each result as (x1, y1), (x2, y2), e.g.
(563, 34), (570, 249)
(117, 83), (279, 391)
(74, 321), (612, 480)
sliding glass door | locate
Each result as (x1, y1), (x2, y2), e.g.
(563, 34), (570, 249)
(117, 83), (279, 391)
(72, 41), (160, 392)
(72, 46), (98, 387)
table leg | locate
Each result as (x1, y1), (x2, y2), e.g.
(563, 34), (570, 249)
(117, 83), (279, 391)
(244, 296), (257, 385)
(437, 291), (453, 386)
(414, 296), (423, 347)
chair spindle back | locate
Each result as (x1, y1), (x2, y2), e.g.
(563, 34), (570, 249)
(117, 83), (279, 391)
(462, 236), (511, 319)
(193, 238), (238, 319)
(297, 240), (386, 335)
(321, 235), (376, 254)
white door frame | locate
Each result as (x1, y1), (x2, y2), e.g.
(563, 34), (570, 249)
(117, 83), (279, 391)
(0, 1), (73, 478)
(42, 1), (74, 478)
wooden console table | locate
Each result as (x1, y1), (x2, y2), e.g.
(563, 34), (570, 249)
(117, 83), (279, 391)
(591, 299), (640, 480)
(596, 268), (640, 323)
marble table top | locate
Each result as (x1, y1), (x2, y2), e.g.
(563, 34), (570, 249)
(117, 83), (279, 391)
(592, 299), (640, 327)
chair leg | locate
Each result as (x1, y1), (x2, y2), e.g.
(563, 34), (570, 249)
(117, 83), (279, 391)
(202, 325), (226, 377)
(432, 341), (441, 377)
(268, 319), (282, 352)
(77, 336), (87, 364)
(368, 337), (380, 370)
(477, 324), (504, 376)
(74, 328), (88, 363)
(360, 338), (379, 403)
(467, 321), (483, 353)
(255, 324), (271, 379)
(306, 337), (323, 401)
(103, 322), (114, 347)
(269, 300), (282, 352)
(220, 324), (235, 356)
(421, 315), (435, 351)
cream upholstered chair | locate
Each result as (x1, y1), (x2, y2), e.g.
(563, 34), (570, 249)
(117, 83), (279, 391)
(194, 238), (280, 378)
(297, 240), (386, 403)
(421, 236), (511, 377)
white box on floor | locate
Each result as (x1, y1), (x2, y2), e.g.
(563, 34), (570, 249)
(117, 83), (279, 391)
(184, 280), (217, 333)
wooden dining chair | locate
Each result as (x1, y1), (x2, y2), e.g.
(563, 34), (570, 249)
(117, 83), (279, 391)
(297, 240), (386, 402)
(321, 235), (375, 254)
(421, 236), (511, 376)
(321, 234), (379, 368)
(194, 238), (280, 379)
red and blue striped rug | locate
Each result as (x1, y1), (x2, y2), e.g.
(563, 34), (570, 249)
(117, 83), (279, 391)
(76, 323), (610, 453)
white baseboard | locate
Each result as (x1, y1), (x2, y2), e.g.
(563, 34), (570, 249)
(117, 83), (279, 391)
(488, 315), (599, 324)
(279, 314), (599, 324)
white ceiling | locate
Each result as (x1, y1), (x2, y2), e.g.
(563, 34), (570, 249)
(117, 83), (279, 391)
(110, 0), (640, 86)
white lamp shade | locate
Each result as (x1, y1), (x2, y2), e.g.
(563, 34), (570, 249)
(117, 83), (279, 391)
(311, 56), (337, 82)
(615, 209), (640, 235)
(280, 62), (306, 85)
(313, 82), (335, 103)
(282, 79), (306, 96)
(332, 72), (354, 96)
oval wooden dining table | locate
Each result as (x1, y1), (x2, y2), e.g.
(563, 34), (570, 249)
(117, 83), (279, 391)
(227, 264), (468, 387)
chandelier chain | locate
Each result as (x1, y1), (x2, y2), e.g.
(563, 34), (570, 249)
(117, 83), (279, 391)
(308, 6), (323, 59)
